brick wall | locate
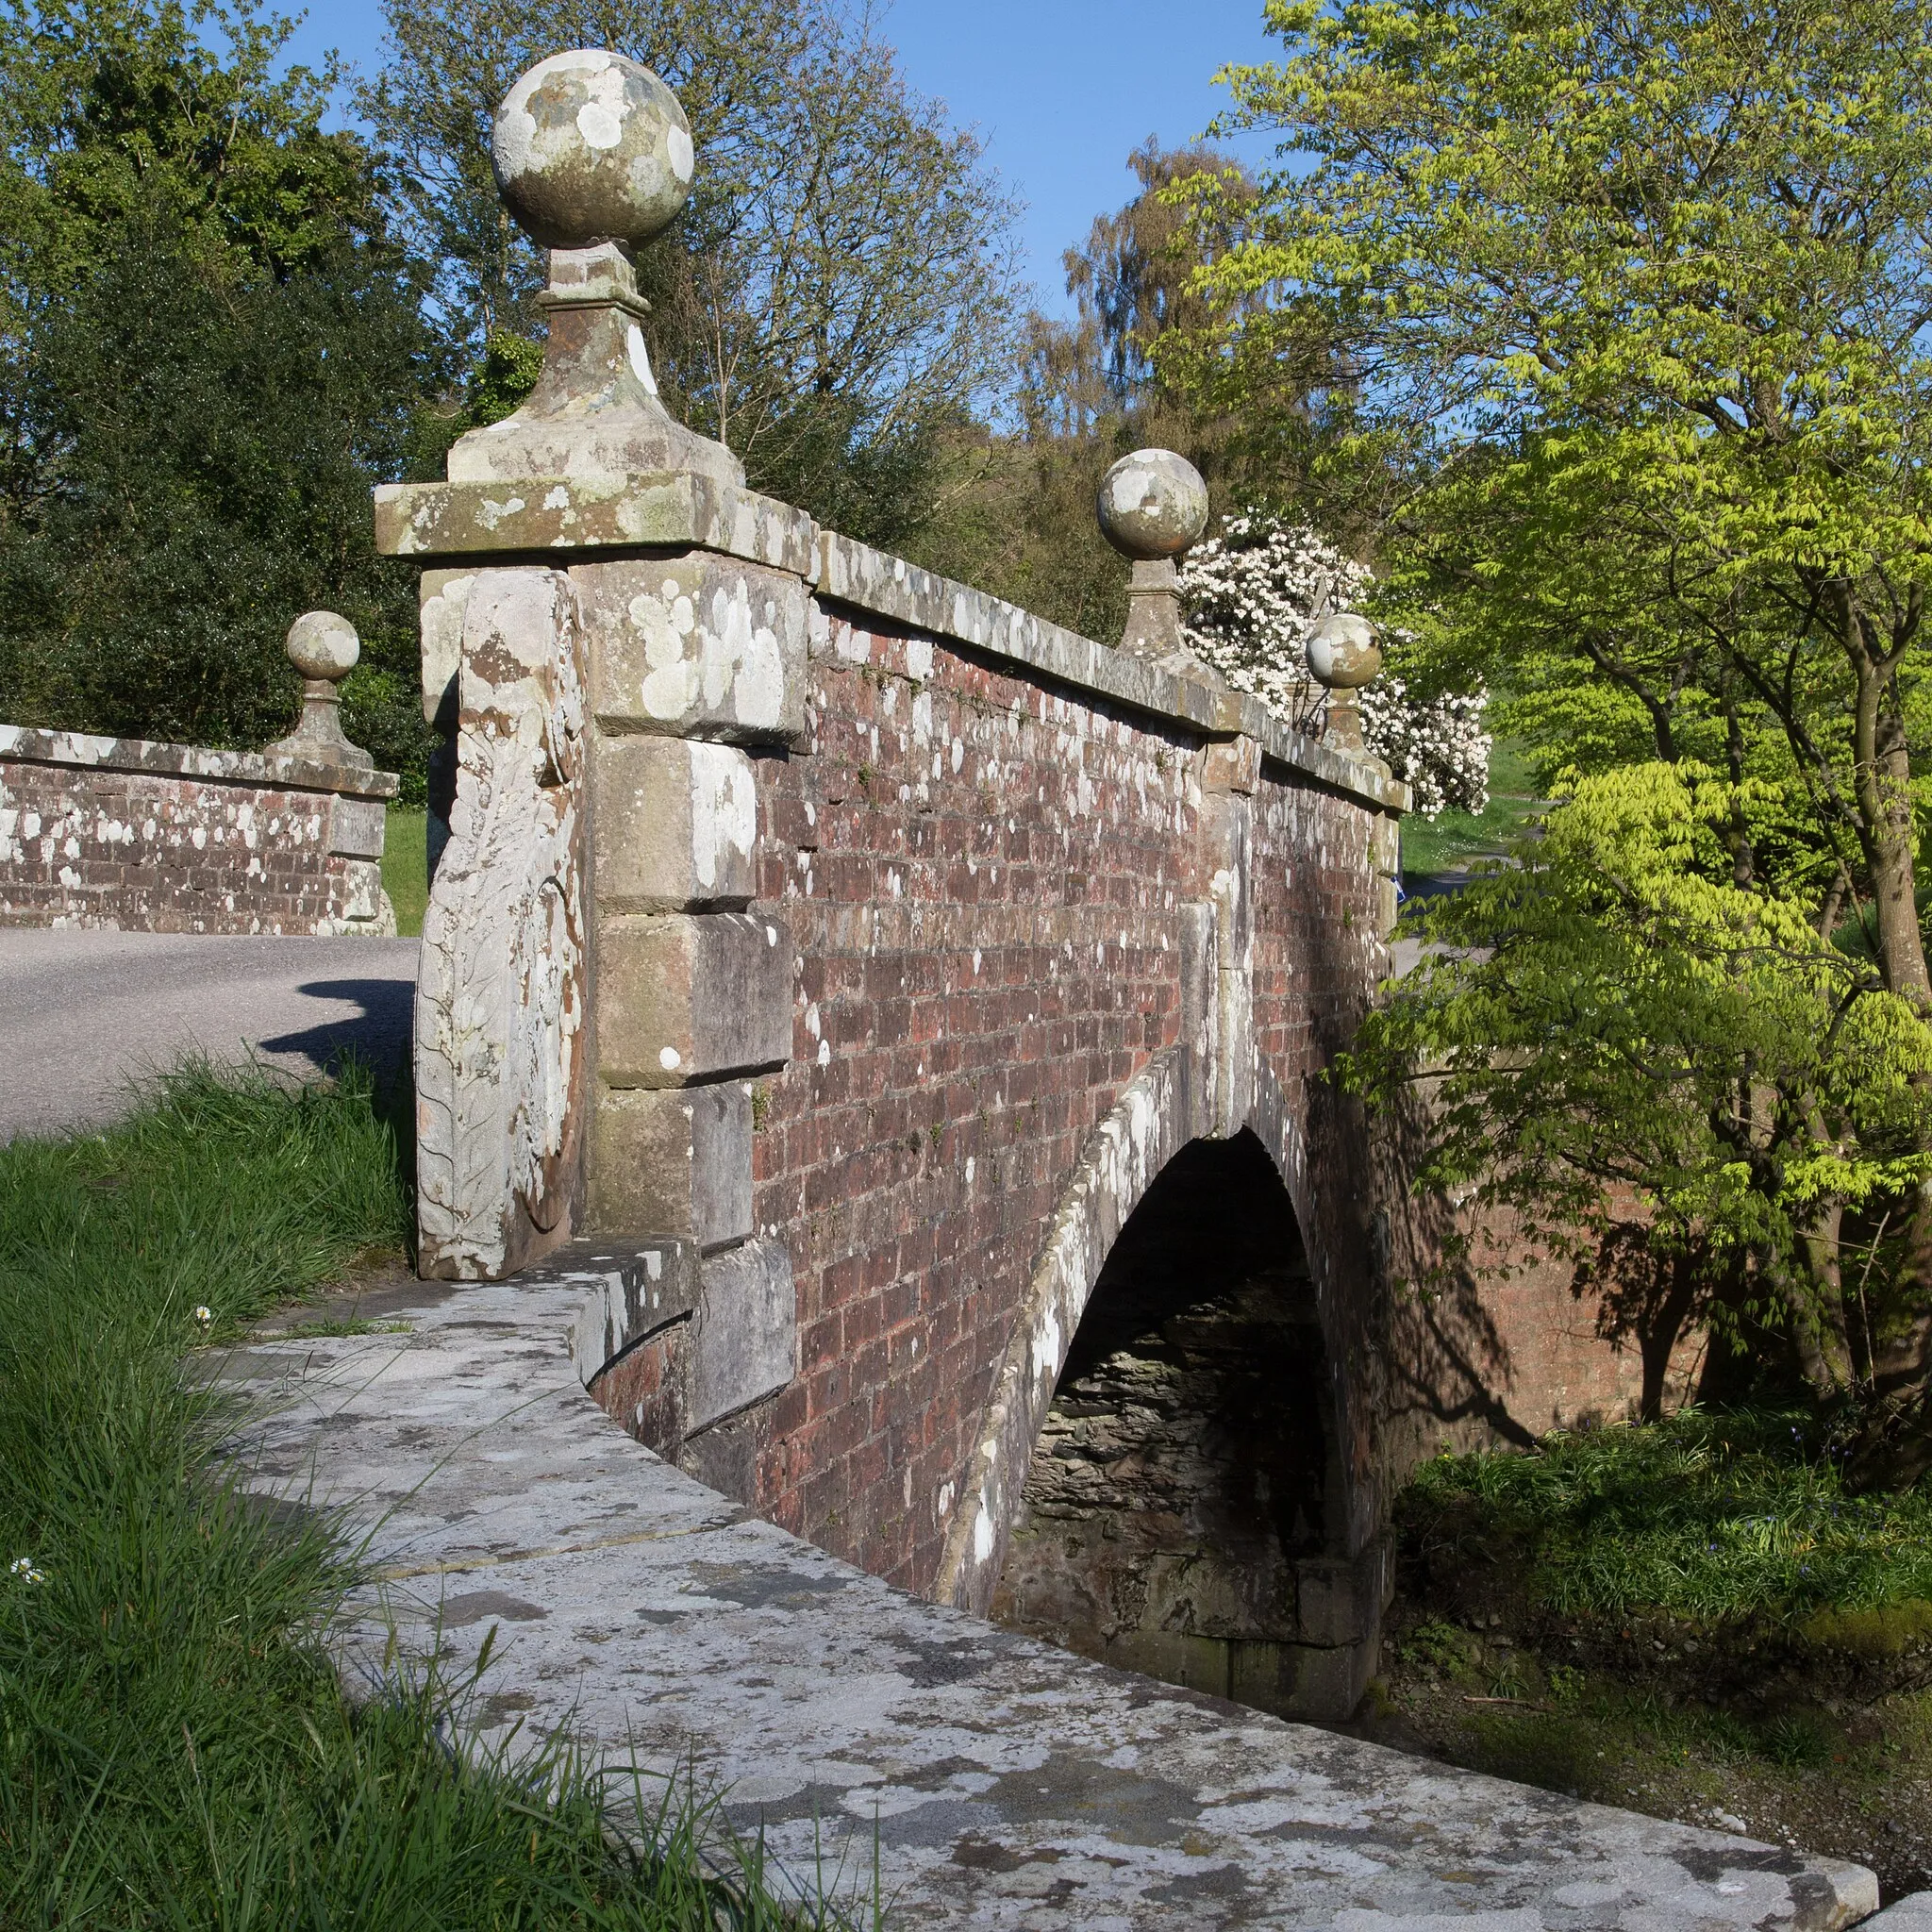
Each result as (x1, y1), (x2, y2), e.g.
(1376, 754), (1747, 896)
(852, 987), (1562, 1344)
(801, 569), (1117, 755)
(601, 613), (1204, 1591)
(590, 607), (1686, 1601)
(0, 726), (396, 935)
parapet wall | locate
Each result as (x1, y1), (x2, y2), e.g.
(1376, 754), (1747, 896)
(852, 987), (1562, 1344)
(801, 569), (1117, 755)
(0, 725), (396, 935)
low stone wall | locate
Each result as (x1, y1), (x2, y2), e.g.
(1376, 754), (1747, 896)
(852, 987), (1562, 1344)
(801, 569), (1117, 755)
(219, 1248), (1885, 1932)
(0, 725), (397, 935)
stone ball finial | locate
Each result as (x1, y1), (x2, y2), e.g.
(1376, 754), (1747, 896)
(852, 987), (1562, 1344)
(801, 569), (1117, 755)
(491, 50), (694, 251)
(1096, 449), (1209, 561)
(1306, 611), (1381, 690)
(286, 610), (359, 682)
(272, 612), (371, 769)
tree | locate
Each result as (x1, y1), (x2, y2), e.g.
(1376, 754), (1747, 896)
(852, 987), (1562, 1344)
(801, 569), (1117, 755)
(361, 0), (1021, 549)
(0, 0), (441, 780)
(906, 142), (1266, 641)
(1342, 764), (1932, 1418)
(1190, 0), (1932, 1475)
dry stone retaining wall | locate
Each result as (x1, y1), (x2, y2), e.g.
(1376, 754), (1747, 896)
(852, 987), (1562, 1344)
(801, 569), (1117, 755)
(0, 725), (396, 934)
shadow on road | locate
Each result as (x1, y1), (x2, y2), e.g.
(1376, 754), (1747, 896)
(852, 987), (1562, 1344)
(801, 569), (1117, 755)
(258, 977), (413, 1084)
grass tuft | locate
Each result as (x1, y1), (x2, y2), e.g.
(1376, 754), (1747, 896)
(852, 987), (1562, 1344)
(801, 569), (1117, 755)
(0, 1059), (849, 1928)
(383, 804), (429, 938)
(1401, 1407), (1932, 1626)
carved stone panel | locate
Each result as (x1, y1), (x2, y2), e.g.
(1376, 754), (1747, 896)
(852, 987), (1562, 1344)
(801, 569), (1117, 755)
(415, 567), (589, 1279)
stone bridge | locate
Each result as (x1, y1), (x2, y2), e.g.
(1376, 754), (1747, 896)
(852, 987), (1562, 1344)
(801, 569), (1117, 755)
(217, 48), (1926, 1927)
(391, 50), (1553, 1726)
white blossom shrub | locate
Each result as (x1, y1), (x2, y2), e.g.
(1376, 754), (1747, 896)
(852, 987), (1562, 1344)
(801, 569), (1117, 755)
(1357, 678), (1490, 819)
(1177, 512), (1490, 819)
(1178, 512), (1371, 726)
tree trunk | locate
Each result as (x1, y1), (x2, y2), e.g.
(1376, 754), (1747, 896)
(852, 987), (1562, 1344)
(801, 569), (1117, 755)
(1798, 1201), (1855, 1391)
(1637, 1247), (1702, 1424)
(1763, 1241), (1848, 1401)
(1837, 589), (1932, 1486)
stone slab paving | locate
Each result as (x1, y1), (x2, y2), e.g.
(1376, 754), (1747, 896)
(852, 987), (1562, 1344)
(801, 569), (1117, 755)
(0, 929), (416, 1141)
(219, 1257), (1888, 1931)
(1863, 1901), (1932, 1930)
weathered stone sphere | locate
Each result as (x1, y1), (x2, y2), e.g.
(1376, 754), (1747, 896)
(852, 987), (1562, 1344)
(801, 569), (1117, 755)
(1096, 449), (1209, 560)
(286, 610), (359, 681)
(491, 50), (694, 251)
(1306, 612), (1381, 690)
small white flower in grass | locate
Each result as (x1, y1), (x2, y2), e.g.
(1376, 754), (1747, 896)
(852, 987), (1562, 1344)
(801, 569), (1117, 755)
(192, 1306), (213, 1329)
(9, 1557), (44, 1584)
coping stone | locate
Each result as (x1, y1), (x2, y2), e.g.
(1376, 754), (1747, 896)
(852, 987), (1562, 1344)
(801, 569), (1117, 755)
(369, 471), (1407, 816)
(223, 1271), (1880, 1931)
(0, 724), (398, 802)
(816, 531), (1407, 814)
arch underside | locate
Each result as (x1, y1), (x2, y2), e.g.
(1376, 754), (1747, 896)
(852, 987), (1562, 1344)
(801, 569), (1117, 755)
(935, 1048), (1389, 1719)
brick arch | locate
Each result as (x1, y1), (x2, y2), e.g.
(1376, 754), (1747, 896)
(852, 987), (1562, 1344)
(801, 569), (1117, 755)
(934, 1043), (1362, 1627)
(933, 1047), (1195, 1614)
(1246, 1055), (1381, 1562)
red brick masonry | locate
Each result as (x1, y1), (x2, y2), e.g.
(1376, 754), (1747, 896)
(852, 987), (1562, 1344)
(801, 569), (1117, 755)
(593, 608), (1664, 1598)
(0, 725), (397, 935)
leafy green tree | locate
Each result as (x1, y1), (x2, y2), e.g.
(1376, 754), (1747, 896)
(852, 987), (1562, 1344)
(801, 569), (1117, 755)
(1188, 0), (1932, 1475)
(909, 142), (1274, 640)
(1345, 767), (1932, 1416)
(361, 0), (1021, 550)
(0, 0), (444, 783)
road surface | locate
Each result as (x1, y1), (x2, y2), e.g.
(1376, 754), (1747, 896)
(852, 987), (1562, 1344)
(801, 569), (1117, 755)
(0, 928), (417, 1142)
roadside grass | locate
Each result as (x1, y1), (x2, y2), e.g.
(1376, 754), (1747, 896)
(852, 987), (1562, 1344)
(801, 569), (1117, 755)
(1399, 741), (1541, 888)
(383, 804), (428, 938)
(1380, 1408), (1932, 1897)
(1400, 1407), (1932, 1625)
(0, 1061), (847, 1929)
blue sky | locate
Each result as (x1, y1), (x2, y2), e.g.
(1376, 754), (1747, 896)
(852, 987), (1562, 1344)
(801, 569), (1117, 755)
(282, 0), (1286, 319)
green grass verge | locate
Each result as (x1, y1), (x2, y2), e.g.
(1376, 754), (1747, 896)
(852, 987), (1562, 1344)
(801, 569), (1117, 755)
(1400, 1407), (1932, 1626)
(1400, 741), (1541, 885)
(1383, 1409), (1932, 1894)
(383, 805), (428, 938)
(0, 1062), (845, 1928)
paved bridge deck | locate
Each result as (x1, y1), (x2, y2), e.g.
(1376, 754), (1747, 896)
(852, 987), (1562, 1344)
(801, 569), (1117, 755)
(220, 1250), (1881, 1931)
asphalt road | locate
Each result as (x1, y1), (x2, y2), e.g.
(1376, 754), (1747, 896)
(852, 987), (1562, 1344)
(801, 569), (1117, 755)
(0, 928), (418, 1142)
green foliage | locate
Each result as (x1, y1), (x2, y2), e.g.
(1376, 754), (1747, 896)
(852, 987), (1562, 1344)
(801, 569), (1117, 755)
(362, 0), (1021, 549)
(0, 0), (374, 280)
(1403, 1408), (1932, 1624)
(1193, 0), (1932, 917)
(0, 0), (441, 791)
(0, 1062), (846, 1925)
(1198, 0), (1932, 585)
(907, 142), (1291, 639)
(1352, 766), (1932, 1319)
(465, 325), (544, 428)
(1199, 0), (1932, 1466)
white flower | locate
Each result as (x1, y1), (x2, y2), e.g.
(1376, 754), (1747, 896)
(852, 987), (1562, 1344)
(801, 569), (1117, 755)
(8, 1557), (44, 1584)
(1358, 678), (1491, 820)
(1178, 511), (1372, 726)
(1177, 511), (1491, 820)
(192, 1306), (213, 1328)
